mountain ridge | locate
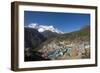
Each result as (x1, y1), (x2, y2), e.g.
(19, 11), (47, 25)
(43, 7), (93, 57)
(25, 23), (63, 34)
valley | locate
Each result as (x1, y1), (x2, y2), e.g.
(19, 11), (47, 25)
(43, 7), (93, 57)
(24, 24), (90, 61)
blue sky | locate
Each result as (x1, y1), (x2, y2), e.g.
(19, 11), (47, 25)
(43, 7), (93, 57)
(24, 11), (90, 33)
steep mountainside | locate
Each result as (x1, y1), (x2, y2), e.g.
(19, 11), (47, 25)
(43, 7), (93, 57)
(24, 27), (48, 61)
(24, 27), (47, 49)
(41, 30), (60, 38)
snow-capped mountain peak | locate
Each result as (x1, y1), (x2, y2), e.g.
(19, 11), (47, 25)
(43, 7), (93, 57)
(26, 23), (63, 34)
(28, 23), (39, 29)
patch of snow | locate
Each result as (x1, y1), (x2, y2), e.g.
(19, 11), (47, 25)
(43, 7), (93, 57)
(26, 23), (64, 34)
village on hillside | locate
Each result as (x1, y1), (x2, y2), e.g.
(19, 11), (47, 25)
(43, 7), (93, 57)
(38, 39), (90, 60)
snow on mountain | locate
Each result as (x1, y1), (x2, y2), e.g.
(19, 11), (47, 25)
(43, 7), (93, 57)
(26, 23), (63, 34)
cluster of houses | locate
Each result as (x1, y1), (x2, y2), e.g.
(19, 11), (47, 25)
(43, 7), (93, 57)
(39, 40), (90, 60)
